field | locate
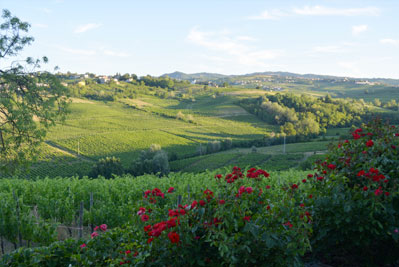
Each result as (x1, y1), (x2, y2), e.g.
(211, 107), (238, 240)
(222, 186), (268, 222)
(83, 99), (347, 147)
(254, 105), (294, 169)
(169, 139), (331, 173)
(7, 94), (277, 178)
(3, 72), (398, 179)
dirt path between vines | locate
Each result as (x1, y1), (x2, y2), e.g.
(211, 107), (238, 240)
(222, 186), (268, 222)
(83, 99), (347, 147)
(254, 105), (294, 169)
(44, 141), (95, 162)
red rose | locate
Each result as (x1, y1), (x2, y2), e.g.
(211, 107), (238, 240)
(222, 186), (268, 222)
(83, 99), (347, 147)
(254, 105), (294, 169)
(91, 232), (98, 238)
(352, 133), (361, 140)
(327, 164), (336, 170)
(266, 185), (271, 189)
(179, 209), (186, 216)
(167, 218), (177, 228)
(363, 186), (368, 191)
(167, 187), (175, 193)
(243, 216), (251, 222)
(199, 200), (206, 206)
(302, 179), (307, 183)
(100, 224), (107, 231)
(291, 184), (298, 189)
(374, 187), (383, 196)
(357, 170), (365, 176)
(141, 214), (149, 222)
(366, 140), (374, 147)
(219, 199), (225, 205)
(147, 237), (154, 244)
(307, 174), (313, 178)
(283, 221), (293, 228)
(168, 231), (180, 244)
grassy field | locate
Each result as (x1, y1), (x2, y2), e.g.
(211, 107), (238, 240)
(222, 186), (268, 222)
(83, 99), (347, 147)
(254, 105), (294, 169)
(5, 75), (397, 179)
(169, 139), (332, 174)
(14, 94), (278, 178)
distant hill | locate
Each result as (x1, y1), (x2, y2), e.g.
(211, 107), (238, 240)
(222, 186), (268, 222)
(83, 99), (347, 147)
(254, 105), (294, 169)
(161, 71), (227, 81)
(161, 71), (399, 86)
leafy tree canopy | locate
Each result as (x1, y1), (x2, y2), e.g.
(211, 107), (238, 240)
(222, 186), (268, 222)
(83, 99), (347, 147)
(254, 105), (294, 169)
(0, 9), (69, 174)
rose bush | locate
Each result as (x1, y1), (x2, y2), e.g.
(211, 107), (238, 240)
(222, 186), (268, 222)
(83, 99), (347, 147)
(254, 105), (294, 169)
(309, 119), (399, 265)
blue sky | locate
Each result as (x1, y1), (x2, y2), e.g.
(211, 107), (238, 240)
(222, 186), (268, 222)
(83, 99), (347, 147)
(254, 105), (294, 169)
(1, 0), (399, 78)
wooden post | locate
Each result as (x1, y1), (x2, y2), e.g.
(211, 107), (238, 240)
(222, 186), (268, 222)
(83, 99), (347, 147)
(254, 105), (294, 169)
(177, 195), (182, 207)
(12, 191), (22, 248)
(89, 192), (94, 233)
(1, 235), (4, 255)
(187, 184), (190, 200)
(78, 202), (84, 238)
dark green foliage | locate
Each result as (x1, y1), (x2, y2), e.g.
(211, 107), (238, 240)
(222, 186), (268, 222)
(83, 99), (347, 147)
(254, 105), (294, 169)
(310, 119), (399, 265)
(128, 144), (170, 176)
(89, 157), (124, 179)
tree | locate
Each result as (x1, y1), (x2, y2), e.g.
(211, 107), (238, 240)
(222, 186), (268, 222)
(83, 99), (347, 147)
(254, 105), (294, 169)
(373, 98), (381, 107)
(0, 10), (69, 174)
(128, 144), (170, 176)
(89, 156), (124, 179)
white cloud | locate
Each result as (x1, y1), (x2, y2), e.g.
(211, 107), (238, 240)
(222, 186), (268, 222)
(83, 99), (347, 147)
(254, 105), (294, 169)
(102, 49), (130, 58)
(338, 61), (362, 76)
(33, 23), (48, 28)
(58, 46), (96, 56)
(293, 6), (380, 16)
(186, 28), (282, 68)
(248, 9), (287, 20)
(39, 8), (52, 14)
(352, 25), (368, 35)
(74, 23), (102, 33)
(313, 45), (345, 53)
(236, 36), (257, 41)
(310, 42), (360, 55)
(380, 38), (399, 45)
(248, 6), (380, 21)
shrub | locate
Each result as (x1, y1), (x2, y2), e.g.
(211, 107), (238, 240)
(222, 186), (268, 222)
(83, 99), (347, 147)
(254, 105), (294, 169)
(310, 119), (399, 265)
(129, 144), (170, 176)
(89, 157), (124, 179)
(206, 140), (221, 154)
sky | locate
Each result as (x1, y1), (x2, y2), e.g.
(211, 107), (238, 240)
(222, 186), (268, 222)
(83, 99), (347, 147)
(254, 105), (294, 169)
(1, 0), (399, 79)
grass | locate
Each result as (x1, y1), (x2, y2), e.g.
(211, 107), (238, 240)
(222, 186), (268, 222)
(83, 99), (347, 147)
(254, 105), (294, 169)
(23, 95), (276, 177)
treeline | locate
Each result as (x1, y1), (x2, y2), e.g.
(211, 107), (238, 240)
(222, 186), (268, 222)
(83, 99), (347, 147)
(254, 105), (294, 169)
(240, 93), (371, 137)
(89, 144), (170, 179)
(64, 74), (190, 102)
(373, 98), (399, 111)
